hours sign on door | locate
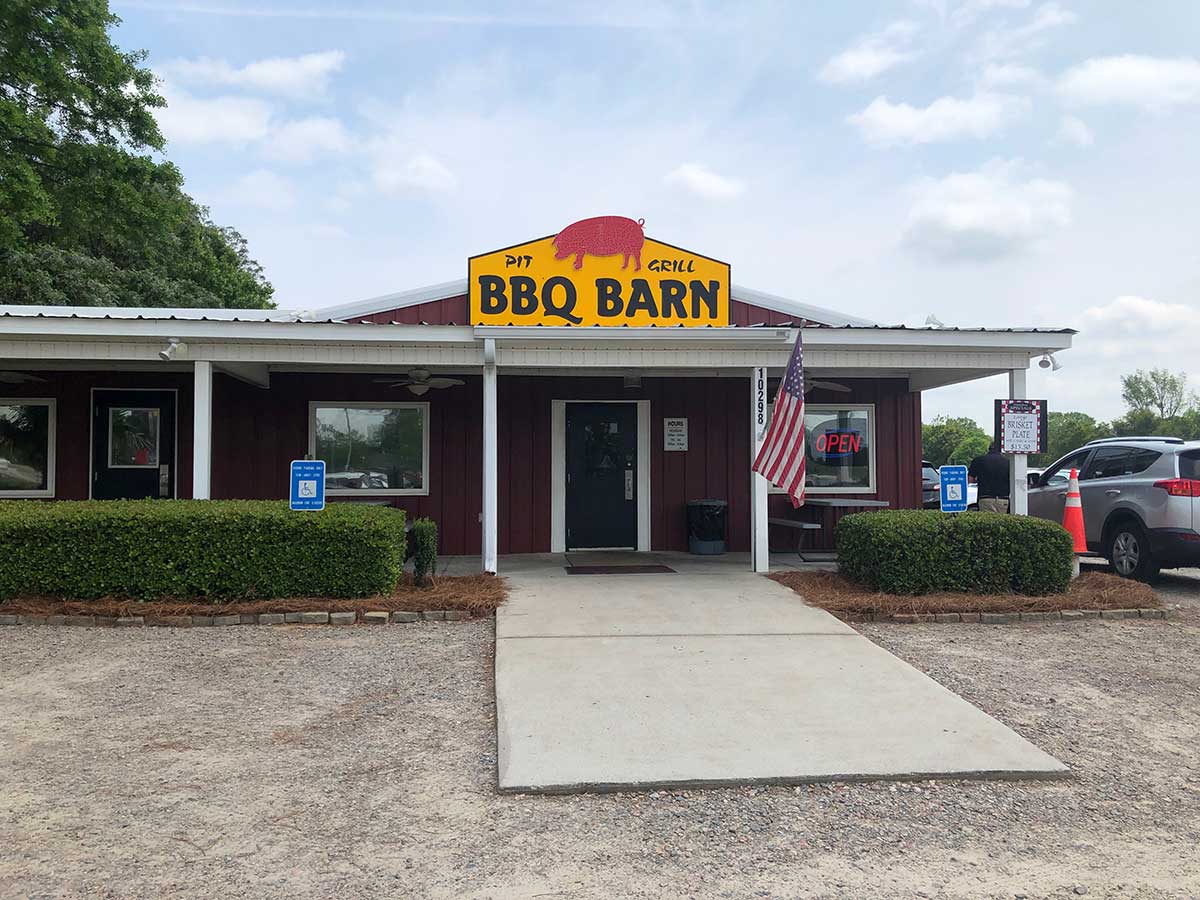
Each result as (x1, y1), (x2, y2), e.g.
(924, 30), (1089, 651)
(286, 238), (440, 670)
(995, 399), (1047, 455)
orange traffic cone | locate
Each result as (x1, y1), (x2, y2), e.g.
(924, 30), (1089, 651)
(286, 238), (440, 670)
(1063, 468), (1087, 578)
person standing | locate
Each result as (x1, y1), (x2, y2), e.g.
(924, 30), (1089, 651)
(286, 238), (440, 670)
(968, 441), (1010, 513)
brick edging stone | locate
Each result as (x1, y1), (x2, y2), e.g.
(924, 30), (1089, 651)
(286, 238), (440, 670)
(0, 609), (481, 628)
(852, 608), (1168, 624)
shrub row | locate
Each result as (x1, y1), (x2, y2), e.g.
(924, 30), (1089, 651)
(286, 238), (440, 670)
(0, 500), (407, 601)
(835, 509), (1073, 596)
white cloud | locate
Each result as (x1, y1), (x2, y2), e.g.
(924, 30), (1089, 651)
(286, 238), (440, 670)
(1079, 295), (1200, 362)
(847, 92), (1029, 145)
(154, 83), (272, 144)
(161, 50), (346, 97)
(903, 159), (1071, 262)
(663, 163), (744, 200)
(1053, 115), (1093, 147)
(978, 62), (1045, 88)
(263, 117), (352, 163)
(973, 2), (1077, 61)
(949, 0), (1032, 29)
(225, 169), (298, 211)
(372, 153), (457, 192)
(1058, 55), (1200, 111)
(817, 21), (920, 84)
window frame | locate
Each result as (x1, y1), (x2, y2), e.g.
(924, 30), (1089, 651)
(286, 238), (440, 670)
(307, 401), (430, 497)
(107, 406), (162, 469)
(0, 397), (56, 499)
(766, 402), (877, 496)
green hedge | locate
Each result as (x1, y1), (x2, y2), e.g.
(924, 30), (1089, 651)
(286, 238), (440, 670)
(0, 500), (406, 601)
(410, 517), (438, 586)
(836, 510), (1073, 596)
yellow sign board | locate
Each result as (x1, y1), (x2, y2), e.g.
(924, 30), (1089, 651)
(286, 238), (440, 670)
(468, 216), (731, 327)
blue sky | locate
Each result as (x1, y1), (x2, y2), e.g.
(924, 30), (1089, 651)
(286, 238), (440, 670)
(110, 0), (1200, 423)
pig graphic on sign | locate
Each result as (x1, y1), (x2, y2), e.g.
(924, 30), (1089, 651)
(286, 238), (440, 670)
(553, 216), (645, 271)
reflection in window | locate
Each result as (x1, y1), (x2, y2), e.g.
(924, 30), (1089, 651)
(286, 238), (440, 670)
(0, 401), (53, 495)
(805, 407), (873, 491)
(765, 402), (876, 493)
(109, 407), (161, 468)
(312, 404), (427, 493)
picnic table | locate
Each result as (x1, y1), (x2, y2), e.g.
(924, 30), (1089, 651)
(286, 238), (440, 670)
(768, 498), (890, 558)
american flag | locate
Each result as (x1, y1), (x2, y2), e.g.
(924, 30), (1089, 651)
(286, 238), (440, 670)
(753, 334), (807, 508)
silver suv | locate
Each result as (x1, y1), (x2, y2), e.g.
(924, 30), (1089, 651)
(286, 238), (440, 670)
(1027, 437), (1200, 580)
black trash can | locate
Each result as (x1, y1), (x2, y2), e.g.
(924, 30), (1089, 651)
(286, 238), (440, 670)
(687, 499), (728, 555)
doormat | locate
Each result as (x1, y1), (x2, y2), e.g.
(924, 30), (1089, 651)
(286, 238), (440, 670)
(565, 565), (676, 575)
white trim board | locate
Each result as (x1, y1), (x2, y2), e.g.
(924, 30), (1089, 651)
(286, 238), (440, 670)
(551, 399), (651, 553)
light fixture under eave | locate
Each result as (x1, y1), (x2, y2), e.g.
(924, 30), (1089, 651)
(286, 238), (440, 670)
(406, 383), (431, 396)
(158, 338), (188, 361)
(1038, 352), (1063, 372)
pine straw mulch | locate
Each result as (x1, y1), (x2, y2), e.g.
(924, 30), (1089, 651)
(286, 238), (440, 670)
(0, 574), (507, 620)
(768, 570), (1160, 618)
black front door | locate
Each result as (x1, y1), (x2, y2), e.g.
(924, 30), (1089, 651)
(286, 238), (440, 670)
(92, 390), (177, 499)
(566, 402), (638, 549)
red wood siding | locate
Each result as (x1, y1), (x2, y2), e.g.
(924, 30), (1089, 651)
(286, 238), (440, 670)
(2, 372), (194, 501)
(20, 370), (922, 556)
(347, 294), (805, 326)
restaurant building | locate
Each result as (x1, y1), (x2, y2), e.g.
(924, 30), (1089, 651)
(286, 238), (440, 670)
(0, 217), (1073, 572)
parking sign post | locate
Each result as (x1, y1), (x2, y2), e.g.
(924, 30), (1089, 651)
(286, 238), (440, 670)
(290, 459), (325, 511)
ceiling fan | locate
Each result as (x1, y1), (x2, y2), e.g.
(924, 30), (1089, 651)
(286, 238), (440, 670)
(0, 372), (47, 384)
(374, 369), (465, 396)
(806, 379), (851, 394)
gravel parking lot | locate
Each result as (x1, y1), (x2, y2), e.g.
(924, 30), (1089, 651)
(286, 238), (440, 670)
(2, 572), (1198, 899)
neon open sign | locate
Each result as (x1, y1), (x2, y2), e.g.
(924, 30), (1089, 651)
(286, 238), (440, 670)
(815, 430), (862, 458)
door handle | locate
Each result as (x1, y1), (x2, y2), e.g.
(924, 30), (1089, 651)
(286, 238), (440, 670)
(624, 469), (633, 501)
(1105, 489), (1121, 496)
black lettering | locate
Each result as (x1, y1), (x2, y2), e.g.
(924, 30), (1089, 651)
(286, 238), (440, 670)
(685, 259), (695, 273)
(660, 279), (687, 319)
(504, 254), (517, 268)
(596, 278), (623, 317)
(647, 259), (662, 272)
(690, 279), (720, 319)
(478, 275), (507, 314)
(541, 276), (582, 325)
(511, 276), (538, 315)
(625, 279), (659, 318)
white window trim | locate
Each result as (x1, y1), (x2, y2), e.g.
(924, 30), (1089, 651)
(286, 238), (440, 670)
(307, 401), (430, 497)
(0, 397), (56, 498)
(551, 399), (651, 553)
(766, 402), (877, 495)
(107, 406), (162, 469)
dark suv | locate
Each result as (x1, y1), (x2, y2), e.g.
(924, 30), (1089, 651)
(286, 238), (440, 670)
(1027, 437), (1200, 580)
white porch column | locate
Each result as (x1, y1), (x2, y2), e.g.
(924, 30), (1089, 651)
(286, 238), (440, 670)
(750, 366), (770, 573)
(482, 339), (499, 573)
(1008, 366), (1028, 516)
(192, 360), (213, 500)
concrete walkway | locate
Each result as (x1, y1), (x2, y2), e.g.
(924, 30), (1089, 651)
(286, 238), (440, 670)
(494, 553), (1066, 793)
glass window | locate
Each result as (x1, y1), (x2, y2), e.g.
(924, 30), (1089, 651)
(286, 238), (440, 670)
(1042, 450), (1090, 487)
(1180, 450), (1200, 480)
(1083, 446), (1161, 480)
(310, 402), (428, 495)
(0, 399), (55, 496)
(766, 402), (876, 494)
(108, 407), (161, 468)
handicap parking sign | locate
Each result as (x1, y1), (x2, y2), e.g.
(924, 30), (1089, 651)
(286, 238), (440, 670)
(939, 465), (968, 513)
(290, 460), (325, 511)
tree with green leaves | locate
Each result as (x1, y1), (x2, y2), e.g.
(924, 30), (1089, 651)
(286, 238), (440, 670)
(0, 0), (273, 308)
(1120, 369), (1194, 420)
(921, 415), (992, 468)
(1030, 411), (1112, 467)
